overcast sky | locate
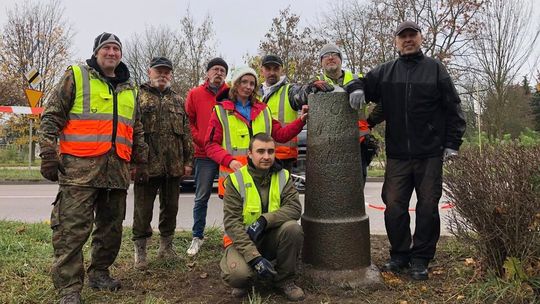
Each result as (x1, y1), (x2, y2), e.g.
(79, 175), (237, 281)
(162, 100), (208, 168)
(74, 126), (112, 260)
(0, 0), (326, 67)
(1, 0), (538, 80)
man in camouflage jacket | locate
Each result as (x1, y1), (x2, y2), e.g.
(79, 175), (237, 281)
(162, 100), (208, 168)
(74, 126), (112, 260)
(132, 56), (193, 269)
(38, 33), (148, 304)
(220, 133), (304, 301)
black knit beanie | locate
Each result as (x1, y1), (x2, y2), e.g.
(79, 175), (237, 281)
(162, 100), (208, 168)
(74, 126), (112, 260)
(93, 32), (122, 55)
(206, 57), (228, 73)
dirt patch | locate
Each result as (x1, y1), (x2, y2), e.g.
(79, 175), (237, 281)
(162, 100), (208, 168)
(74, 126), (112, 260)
(105, 235), (471, 304)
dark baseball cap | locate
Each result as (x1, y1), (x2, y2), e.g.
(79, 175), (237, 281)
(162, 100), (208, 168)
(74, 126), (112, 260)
(395, 20), (421, 36)
(149, 56), (173, 70)
(261, 54), (283, 67)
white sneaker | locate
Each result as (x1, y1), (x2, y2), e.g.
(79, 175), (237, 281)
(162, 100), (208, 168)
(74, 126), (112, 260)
(187, 237), (204, 256)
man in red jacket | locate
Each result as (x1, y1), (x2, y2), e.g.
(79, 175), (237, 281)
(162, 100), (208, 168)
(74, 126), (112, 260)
(185, 57), (229, 256)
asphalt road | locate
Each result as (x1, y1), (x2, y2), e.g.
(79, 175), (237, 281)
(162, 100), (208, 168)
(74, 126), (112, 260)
(0, 182), (453, 235)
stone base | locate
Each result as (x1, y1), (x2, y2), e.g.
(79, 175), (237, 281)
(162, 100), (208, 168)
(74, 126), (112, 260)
(302, 263), (384, 290)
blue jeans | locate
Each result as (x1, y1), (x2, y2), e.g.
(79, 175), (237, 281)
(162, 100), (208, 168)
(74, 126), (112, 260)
(192, 157), (219, 238)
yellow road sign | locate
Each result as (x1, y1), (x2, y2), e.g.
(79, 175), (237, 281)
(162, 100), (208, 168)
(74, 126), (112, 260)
(25, 88), (43, 107)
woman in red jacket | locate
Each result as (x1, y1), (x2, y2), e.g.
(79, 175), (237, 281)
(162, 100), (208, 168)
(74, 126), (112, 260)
(205, 66), (307, 197)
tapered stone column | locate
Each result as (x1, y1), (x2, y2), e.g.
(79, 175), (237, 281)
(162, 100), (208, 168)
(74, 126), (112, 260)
(301, 88), (382, 289)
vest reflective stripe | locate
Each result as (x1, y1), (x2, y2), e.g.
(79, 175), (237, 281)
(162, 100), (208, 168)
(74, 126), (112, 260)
(214, 104), (273, 196)
(266, 84), (298, 159)
(60, 65), (136, 161)
(67, 113), (134, 127)
(230, 166), (289, 226)
(267, 85), (297, 126)
(319, 70), (362, 86)
(60, 134), (133, 147)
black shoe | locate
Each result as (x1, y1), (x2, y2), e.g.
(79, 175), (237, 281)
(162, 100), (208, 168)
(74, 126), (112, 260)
(381, 259), (410, 273)
(88, 271), (121, 291)
(60, 292), (81, 304)
(410, 261), (429, 281)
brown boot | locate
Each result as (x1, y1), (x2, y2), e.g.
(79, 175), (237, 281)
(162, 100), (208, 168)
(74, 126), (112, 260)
(157, 235), (176, 259)
(134, 238), (148, 270)
(277, 281), (305, 301)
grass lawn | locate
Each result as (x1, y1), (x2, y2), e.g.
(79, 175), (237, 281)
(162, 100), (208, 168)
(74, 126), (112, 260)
(0, 167), (45, 181)
(2, 220), (536, 303)
(0, 168), (43, 181)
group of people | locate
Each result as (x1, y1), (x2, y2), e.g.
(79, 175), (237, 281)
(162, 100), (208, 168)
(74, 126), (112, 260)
(38, 20), (465, 304)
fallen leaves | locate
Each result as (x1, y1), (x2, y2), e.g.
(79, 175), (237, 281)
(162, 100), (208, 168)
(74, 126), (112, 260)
(381, 272), (404, 286)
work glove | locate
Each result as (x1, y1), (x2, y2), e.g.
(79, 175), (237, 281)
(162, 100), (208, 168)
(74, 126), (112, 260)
(134, 163), (149, 184)
(309, 80), (334, 93)
(246, 216), (267, 242)
(248, 256), (277, 279)
(443, 148), (458, 162)
(344, 79), (365, 110)
(40, 152), (65, 182)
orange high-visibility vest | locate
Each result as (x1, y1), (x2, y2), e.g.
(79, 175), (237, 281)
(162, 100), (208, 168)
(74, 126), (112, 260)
(60, 65), (137, 161)
(358, 120), (370, 142)
(214, 103), (272, 197)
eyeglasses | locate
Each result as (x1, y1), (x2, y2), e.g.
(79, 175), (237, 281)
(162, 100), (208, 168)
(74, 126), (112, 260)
(322, 52), (340, 59)
(209, 66), (226, 74)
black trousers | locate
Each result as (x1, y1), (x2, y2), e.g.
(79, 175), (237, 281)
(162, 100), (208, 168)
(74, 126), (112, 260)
(382, 157), (442, 262)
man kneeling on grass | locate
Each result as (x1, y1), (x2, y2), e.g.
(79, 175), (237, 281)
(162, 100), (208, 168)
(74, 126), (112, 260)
(220, 133), (305, 301)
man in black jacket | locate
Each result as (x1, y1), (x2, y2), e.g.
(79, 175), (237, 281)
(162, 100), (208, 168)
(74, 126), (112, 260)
(364, 21), (466, 280)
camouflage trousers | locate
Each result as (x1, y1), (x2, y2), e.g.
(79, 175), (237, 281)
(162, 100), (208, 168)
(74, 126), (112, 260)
(220, 220), (303, 288)
(50, 185), (126, 296)
(132, 176), (181, 240)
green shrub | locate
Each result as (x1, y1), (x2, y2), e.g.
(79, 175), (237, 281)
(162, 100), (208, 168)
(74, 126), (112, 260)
(445, 142), (540, 282)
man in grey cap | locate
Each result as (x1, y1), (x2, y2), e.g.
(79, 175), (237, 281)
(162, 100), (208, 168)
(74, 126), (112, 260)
(258, 54), (308, 171)
(39, 32), (148, 304)
(363, 20), (466, 280)
(316, 43), (366, 110)
(132, 56), (193, 269)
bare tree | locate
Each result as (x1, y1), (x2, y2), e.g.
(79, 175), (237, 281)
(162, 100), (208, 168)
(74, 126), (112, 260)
(123, 8), (216, 98)
(472, 0), (540, 138)
(258, 8), (325, 83)
(0, 0), (73, 106)
(178, 9), (216, 94)
(124, 26), (185, 86)
(316, 0), (484, 76)
(317, 1), (374, 73)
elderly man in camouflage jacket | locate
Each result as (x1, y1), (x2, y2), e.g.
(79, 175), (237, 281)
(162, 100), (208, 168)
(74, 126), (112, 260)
(132, 56), (194, 270)
(38, 32), (148, 304)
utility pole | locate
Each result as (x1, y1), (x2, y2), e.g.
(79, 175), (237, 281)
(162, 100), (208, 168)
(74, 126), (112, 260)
(28, 118), (33, 170)
(476, 84), (482, 154)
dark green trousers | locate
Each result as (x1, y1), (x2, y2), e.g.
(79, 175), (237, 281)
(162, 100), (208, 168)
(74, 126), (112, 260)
(132, 176), (181, 240)
(50, 185), (126, 296)
(220, 220), (303, 288)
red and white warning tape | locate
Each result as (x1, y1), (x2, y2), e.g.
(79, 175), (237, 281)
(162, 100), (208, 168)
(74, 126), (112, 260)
(366, 201), (454, 211)
(0, 106), (43, 114)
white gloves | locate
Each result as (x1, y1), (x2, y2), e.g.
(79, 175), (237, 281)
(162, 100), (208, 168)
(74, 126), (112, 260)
(349, 89), (365, 110)
(443, 148), (458, 162)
